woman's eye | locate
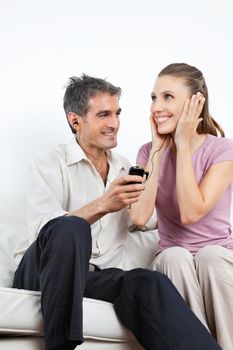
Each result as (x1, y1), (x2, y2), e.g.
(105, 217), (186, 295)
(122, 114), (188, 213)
(164, 94), (173, 100)
(151, 95), (156, 101)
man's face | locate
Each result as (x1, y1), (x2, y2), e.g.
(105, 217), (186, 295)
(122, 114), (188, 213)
(77, 93), (121, 152)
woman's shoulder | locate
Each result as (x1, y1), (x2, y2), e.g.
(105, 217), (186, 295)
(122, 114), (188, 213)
(138, 141), (153, 153)
(202, 134), (233, 165)
(203, 134), (233, 153)
(206, 134), (233, 147)
(136, 141), (152, 166)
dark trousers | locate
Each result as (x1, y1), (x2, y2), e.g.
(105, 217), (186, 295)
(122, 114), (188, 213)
(13, 216), (221, 350)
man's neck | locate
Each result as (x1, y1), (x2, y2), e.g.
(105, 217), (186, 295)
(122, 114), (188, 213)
(76, 137), (107, 162)
(76, 137), (109, 184)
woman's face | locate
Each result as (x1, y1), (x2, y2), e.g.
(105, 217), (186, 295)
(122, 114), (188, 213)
(151, 75), (191, 135)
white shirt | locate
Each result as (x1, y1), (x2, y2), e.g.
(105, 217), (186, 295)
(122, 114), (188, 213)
(27, 137), (132, 268)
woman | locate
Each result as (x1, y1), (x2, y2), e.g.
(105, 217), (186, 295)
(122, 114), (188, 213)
(130, 63), (233, 350)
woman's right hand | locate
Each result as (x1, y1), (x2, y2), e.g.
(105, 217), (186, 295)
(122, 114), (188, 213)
(150, 114), (170, 151)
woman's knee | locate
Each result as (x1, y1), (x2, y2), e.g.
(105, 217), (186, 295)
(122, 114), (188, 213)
(152, 246), (193, 270)
(195, 245), (227, 268)
(195, 246), (233, 287)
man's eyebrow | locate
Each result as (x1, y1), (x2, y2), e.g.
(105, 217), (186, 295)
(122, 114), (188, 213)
(96, 108), (122, 116)
(96, 110), (111, 116)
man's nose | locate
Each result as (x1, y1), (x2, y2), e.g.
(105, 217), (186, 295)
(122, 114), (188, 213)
(108, 115), (119, 128)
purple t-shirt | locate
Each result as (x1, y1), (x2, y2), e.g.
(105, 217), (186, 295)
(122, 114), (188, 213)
(137, 134), (233, 254)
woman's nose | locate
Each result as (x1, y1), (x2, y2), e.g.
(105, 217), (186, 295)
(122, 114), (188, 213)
(151, 99), (164, 112)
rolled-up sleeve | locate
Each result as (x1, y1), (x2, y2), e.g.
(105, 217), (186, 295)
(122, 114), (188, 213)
(27, 152), (68, 243)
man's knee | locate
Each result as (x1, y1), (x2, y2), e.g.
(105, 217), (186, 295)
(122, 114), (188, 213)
(123, 268), (172, 297)
(39, 215), (91, 250)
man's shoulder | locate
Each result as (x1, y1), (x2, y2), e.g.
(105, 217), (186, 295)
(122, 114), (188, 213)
(32, 143), (67, 168)
(110, 150), (131, 169)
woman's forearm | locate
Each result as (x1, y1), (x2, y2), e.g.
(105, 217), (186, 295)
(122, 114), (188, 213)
(176, 143), (204, 224)
(129, 146), (163, 227)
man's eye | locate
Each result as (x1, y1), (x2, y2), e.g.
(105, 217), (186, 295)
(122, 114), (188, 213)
(151, 95), (156, 101)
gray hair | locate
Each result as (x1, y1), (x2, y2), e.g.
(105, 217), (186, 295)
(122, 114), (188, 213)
(63, 74), (122, 134)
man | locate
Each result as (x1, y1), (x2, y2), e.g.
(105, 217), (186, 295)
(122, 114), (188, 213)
(13, 74), (221, 350)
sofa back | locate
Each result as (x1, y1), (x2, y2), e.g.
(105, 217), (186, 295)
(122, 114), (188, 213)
(0, 192), (29, 287)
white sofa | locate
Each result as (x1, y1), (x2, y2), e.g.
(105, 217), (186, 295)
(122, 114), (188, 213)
(0, 193), (159, 350)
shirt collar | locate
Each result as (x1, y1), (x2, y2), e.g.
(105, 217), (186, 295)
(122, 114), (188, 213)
(66, 137), (126, 172)
(66, 137), (87, 165)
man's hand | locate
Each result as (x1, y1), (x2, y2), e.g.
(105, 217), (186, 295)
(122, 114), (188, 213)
(101, 175), (145, 213)
(67, 175), (144, 224)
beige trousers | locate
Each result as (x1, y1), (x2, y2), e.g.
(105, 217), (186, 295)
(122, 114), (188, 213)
(152, 245), (233, 350)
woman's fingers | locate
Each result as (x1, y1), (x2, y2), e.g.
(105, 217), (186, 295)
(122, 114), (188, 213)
(195, 94), (205, 119)
(180, 98), (190, 120)
(184, 93), (205, 121)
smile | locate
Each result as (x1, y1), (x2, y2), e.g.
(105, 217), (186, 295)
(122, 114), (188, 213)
(102, 132), (115, 136)
(157, 116), (171, 124)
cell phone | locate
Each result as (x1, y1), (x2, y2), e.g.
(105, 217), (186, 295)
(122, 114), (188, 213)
(128, 166), (149, 183)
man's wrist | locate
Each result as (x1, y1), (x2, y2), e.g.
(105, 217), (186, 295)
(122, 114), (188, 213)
(95, 197), (109, 216)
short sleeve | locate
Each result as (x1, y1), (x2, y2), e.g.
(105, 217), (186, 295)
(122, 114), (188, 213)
(136, 142), (152, 167)
(206, 138), (233, 168)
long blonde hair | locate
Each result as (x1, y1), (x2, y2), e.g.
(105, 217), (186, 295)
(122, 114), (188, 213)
(158, 63), (225, 137)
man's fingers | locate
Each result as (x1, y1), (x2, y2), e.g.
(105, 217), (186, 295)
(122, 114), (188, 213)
(116, 175), (144, 185)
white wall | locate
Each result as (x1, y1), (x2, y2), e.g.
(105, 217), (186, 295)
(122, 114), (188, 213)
(0, 0), (233, 198)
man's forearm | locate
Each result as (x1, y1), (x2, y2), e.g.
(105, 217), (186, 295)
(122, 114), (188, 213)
(67, 197), (108, 224)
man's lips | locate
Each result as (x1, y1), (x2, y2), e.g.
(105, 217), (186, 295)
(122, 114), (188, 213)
(101, 131), (117, 139)
(102, 131), (116, 137)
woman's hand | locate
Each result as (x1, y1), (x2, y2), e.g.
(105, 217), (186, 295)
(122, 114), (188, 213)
(174, 92), (205, 147)
(150, 114), (170, 151)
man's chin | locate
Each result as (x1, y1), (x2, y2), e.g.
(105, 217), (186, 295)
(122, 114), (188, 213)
(104, 141), (117, 149)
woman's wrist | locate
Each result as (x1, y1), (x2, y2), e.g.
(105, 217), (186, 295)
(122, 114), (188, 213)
(176, 140), (191, 154)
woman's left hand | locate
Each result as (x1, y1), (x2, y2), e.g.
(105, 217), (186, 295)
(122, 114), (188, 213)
(174, 92), (205, 147)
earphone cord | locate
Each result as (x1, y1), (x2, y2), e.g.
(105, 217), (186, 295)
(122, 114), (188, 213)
(143, 135), (168, 183)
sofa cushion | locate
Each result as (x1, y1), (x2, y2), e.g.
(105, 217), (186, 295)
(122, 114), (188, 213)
(0, 338), (143, 350)
(0, 287), (42, 335)
(0, 287), (135, 342)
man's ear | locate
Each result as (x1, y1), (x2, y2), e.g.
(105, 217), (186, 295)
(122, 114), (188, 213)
(67, 112), (81, 131)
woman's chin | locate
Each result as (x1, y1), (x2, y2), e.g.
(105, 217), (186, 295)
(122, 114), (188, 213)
(157, 126), (173, 135)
